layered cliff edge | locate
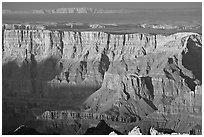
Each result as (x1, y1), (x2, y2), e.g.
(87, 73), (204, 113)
(2, 29), (202, 132)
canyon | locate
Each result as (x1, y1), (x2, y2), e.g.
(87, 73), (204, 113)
(2, 27), (202, 134)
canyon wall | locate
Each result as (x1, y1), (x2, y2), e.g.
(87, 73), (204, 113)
(2, 29), (202, 128)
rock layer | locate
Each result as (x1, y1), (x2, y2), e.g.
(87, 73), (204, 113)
(2, 29), (202, 127)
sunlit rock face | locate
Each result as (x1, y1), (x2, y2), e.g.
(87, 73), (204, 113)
(81, 32), (202, 127)
(2, 29), (202, 131)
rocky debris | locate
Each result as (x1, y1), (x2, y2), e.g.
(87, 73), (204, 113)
(109, 131), (118, 135)
(149, 127), (189, 135)
(128, 126), (142, 135)
(84, 120), (122, 135)
(127, 126), (190, 135)
(149, 127), (174, 135)
(149, 127), (158, 135)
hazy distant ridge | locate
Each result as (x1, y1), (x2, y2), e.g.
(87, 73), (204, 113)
(2, 7), (201, 14)
(3, 7), (133, 14)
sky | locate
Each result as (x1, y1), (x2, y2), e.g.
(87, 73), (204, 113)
(2, 2), (202, 11)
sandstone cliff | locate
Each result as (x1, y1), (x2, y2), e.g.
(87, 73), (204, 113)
(2, 29), (202, 130)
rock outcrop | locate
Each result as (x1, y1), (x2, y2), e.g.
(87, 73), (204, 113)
(109, 131), (118, 135)
(81, 32), (202, 116)
(39, 110), (137, 123)
(2, 29), (202, 132)
(84, 120), (122, 135)
(128, 126), (142, 135)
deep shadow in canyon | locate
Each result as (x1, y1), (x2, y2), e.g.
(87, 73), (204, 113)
(2, 57), (100, 134)
(182, 37), (202, 84)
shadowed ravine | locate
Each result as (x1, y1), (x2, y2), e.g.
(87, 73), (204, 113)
(2, 57), (100, 134)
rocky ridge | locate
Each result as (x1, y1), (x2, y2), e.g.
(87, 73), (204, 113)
(2, 23), (201, 32)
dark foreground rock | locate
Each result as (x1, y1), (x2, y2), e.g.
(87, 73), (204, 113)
(3, 125), (60, 135)
(4, 125), (42, 135)
(84, 120), (123, 135)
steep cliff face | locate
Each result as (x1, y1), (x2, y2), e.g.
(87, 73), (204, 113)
(82, 33), (202, 118)
(2, 30), (202, 122)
